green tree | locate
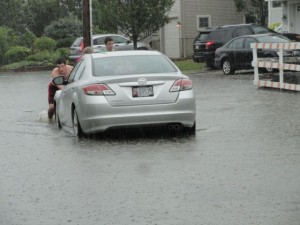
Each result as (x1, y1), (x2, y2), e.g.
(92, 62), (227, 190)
(233, 0), (268, 26)
(23, 0), (82, 37)
(0, 0), (27, 33)
(44, 14), (82, 48)
(94, 0), (174, 49)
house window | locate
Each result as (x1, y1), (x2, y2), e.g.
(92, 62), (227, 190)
(297, 4), (300, 12)
(197, 15), (211, 30)
(272, 1), (281, 8)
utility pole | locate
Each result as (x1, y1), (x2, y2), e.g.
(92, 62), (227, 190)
(83, 0), (91, 47)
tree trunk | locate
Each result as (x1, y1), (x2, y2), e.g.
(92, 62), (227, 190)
(83, 0), (91, 48)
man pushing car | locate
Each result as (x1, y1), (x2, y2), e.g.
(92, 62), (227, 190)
(47, 57), (73, 120)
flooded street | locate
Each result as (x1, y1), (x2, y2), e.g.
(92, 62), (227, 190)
(0, 70), (300, 225)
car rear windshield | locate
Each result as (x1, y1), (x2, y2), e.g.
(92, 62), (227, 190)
(208, 30), (228, 41)
(195, 32), (210, 41)
(93, 55), (178, 76)
(72, 37), (82, 46)
(252, 26), (274, 34)
(256, 35), (290, 43)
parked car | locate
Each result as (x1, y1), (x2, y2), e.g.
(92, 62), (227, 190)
(69, 34), (151, 62)
(54, 50), (196, 137)
(214, 33), (292, 75)
(192, 23), (275, 68)
(280, 33), (300, 42)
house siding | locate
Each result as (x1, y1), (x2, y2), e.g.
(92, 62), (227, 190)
(163, 0), (181, 58)
(159, 0), (245, 58)
(182, 0), (245, 57)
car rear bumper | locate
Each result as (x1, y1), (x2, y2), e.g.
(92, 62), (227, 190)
(192, 52), (215, 64)
(192, 53), (205, 62)
(77, 95), (196, 134)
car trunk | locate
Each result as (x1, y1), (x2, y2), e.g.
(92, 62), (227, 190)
(99, 74), (181, 107)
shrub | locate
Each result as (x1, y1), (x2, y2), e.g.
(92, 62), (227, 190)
(34, 36), (56, 52)
(0, 27), (16, 65)
(26, 50), (60, 64)
(18, 31), (37, 49)
(44, 14), (82, 48)
(55, 37), (75, 48)
(268, 23), (282, 31)
(55, 48), (70, 59)
(4, 46), (31, 63)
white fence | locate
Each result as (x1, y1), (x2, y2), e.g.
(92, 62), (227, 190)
(251, 42), (300, 91)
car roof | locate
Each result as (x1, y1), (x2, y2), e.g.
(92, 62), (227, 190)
(234, 33), (282, 39)
(90, 50), (161, 59)
(75, 34), (127, 39)
(92, 34), (124, 38)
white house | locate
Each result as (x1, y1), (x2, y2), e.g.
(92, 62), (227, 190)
(154, 0), (245, 59)
(266, 0), (300, 33)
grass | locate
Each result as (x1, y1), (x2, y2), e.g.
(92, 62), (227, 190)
(1, 58), (205, 72)
(173, 59), (204, 71)
(0, 60), (53, 71)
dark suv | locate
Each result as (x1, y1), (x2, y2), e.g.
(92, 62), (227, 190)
(192, 24), (275, 68)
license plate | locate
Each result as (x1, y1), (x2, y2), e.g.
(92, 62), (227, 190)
(132, 86), (154, 97)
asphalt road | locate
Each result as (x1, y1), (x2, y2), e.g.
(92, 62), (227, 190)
(0, 70), (300, 225)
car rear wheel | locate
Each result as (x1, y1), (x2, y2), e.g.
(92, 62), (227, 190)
(206, 60), (215, 69)
(73, 109), (84, 138)
(185, 122), (196, 136)
(222, 59), (235, 75)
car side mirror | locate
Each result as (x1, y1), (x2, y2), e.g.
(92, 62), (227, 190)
(53, 76), (67, 85)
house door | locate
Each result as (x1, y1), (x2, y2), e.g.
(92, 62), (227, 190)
(296, 4), (300, 33)
(164, 18), (180, 59)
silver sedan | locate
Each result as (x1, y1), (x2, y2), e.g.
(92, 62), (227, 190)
(53, 51), (196, 137)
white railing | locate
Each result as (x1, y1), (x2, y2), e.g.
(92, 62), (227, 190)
(251, 42), (300, 91)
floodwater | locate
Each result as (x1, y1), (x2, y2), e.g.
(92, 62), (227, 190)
(0, 70), (300, 225)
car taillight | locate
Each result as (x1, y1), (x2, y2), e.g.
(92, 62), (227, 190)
(170, 79), (193, 92)
(206, 41), (215, 49)
(82, 84), (115, 96)
(79, 41), (84, 52)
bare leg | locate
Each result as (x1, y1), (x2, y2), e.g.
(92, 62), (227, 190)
(48, 103), (55, 119)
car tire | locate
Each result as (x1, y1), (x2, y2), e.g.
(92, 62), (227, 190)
(73, 109), (85, 138)
(185, 122), (196, 136)
(137, 47), (148, 50)
(222, 59), (235, 75)
(55, 104), (62, 129)
(206, 60), (215, 69)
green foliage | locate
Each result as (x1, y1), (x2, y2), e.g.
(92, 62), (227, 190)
(1, 60), (53, 70)
(26, 50), (60, 64)
(269, 23), (282, 31)
(92, 25), (110, 35)
(0, 0), (27, 33)
(44, 14), (82, 48)
(34, 37), (56, 52)
(94, 0), (174, 49)
(233, 0), (268, 25)
(23, 0), (82, 36)
(55, 48), (70, 59)
(4, 46), (31, 64)
(0, 27), (17, 65)
(173, 59), (204, 71)
(17, 31), (37, 49)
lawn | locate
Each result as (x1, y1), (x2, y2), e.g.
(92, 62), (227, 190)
(173, 59), (204, 71)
